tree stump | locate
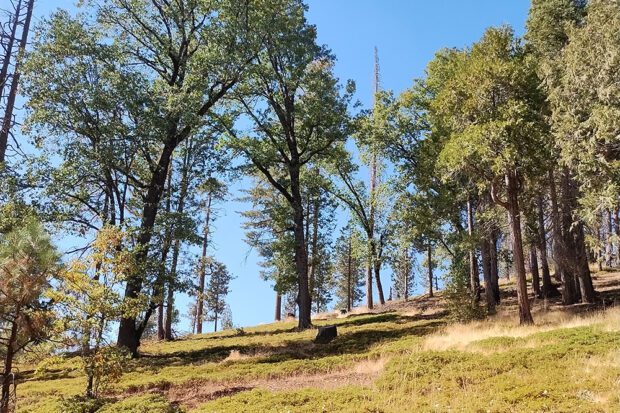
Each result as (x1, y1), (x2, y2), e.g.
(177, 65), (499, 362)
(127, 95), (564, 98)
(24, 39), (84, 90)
(314, 325), (337, 344)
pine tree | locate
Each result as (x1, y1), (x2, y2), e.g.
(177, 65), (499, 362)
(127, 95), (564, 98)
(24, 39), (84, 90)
(204, 258), (233, 332)
(333, 223), (364, 312)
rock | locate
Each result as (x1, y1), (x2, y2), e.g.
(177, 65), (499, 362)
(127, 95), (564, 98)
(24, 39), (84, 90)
(314, 325), (337, 344)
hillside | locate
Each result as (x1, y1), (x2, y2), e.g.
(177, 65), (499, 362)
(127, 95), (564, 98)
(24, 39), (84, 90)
(15, 270), (620, 413)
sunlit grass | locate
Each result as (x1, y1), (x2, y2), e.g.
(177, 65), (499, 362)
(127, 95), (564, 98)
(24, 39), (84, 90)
(15, 274), (620, 412)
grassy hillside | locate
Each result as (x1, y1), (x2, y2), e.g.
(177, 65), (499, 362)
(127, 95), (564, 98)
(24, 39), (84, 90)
(17, 271), (620, 412)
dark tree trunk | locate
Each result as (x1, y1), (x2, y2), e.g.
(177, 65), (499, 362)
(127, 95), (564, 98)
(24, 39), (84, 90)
(490, 230), (500, 303)
(0, 319), (17, 413)
(575, 221), (596, 303)
(615, 207), (620, 267)
(560, 170), (595, 304)
(0, 0), (33, 164)
(480, 237), (496, 311)
(536, 194), (559, 298)
(346, 235), (353, 311)
(117, 142), (176, 356)
(498, 170), (533, 324)
(275, 292), (282, 321)
(467, 197), (480, 302)
(373, 251), (385, 305)
(606, 210), (613, 268)
(549, 169), (577, 305)
(529, 245), (541, 298)
(365, 242), (374, 310)
(290, 166), (312, 329)
(309, 195), (320, 311)
(427, 244), (434, 298)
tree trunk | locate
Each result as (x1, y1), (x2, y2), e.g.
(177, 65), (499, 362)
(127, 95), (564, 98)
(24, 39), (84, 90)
(480, 237), (496, 311)
(0, 0), (33, 164)
(489, 230), (500, 303)
(365, 241), (374, 310)
(427, 244), (434, 298)
(290, 166), (311, 329)
(529, 245), (541, 298)
(117, 141), (176, 356)
(275, 291), (282, 321)
(467, 197), (480, 302)
(575, 221), (596, 303)
(165, 143), (193, 340)
(309, 195), (320, 311)
(156, 164), (174, 340)
(346, 234), (353, 311)
(536, 194), (559, 298)
(373, 248), (385, 305)
(214, 296), (218, 332)
(196, 192), (213, 334)
(606, 210), (613, 268)
(0, 0), (20, 98)
(549, 169), (577, 304)
(615, 207), (620, 267)
(504, 170), (534, 324)
(0, 319), (18, 413)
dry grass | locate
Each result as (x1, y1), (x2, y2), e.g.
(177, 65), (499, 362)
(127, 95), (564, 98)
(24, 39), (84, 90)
(424, 305), (620, 351)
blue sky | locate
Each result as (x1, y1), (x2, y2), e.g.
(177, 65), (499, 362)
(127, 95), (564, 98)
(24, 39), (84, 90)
(29, 1), (530, 331)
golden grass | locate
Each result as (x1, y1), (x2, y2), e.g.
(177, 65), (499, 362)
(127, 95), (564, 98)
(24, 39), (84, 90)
(423, 306), (620, 351)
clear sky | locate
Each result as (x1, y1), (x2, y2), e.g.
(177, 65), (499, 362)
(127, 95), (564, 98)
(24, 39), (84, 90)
(28, 1), (531, 332)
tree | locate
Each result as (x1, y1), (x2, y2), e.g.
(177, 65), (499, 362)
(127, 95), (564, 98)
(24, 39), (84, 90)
(333, 223), (364, 311)
(332, 155), (390, 310)
(435, 27), (548, 324)
(526, 0), (598, 304)
(50, 226), (133, 400)
(240, 175), (297, 320)
(220, 304), (233, 330)
(203, 258), (233, 332)
(0, 220), (57, 413)
(226, 0), (353, 329)
(25, 0), (290, 356)
(195, 178), (227, 334)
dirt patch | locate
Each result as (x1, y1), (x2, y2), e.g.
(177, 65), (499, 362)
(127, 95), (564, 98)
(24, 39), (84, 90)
(162, 357), (387, 409)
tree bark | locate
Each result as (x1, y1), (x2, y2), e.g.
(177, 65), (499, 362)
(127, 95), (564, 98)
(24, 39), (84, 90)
(0, 0), (20, 98)
(606, 209), (613, 268)
(275, 291), (282, 321)
(536, 194), (559, 298)
(374, 242), (386, 305)
(480, 237), (496, 311)
(489, 230), (500, 303)
(290, 165), (312, 329)
(549, 169), (577, 304)
(529, 245), (541, 298)
(466, 197), (480, 302)
(575, 221), (596, 303)
(309, 194), (320, 311)
(427, 244), (434, 298)
(0, 318), (18, 413)
(499, 170), (534, 324)
(0, 0), (33, 164)
(365, 241), (374, 310)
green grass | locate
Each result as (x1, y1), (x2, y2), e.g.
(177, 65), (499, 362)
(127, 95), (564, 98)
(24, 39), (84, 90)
(14, 302), (620, 412)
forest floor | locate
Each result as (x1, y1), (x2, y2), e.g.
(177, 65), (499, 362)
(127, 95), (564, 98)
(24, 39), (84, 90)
(16, 269), (620, 412)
